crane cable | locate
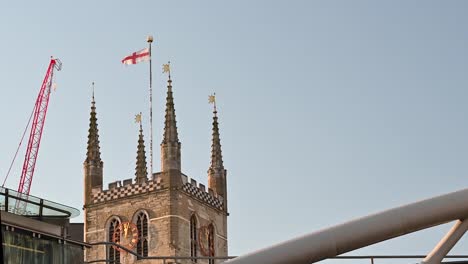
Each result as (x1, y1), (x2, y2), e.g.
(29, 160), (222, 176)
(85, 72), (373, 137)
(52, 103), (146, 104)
(2, 105), (36, 187)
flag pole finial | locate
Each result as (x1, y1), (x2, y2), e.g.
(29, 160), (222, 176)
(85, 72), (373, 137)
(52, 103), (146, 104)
(147, 35), (153, 43)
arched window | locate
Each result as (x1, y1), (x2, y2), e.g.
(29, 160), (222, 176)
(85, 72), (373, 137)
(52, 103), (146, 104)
(208, 224), (215, 264)
(108, 217), (121, 264)
(190, 214), (198, 262)
(135, 211), (149, 257)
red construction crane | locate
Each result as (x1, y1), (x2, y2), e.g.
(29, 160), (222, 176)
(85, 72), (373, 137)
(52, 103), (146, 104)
(17, 58), (62, 196)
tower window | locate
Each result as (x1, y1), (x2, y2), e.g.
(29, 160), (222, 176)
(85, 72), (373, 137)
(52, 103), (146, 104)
(136, 211), (149, 257)
(190, 214), (198, 262)
(208, 224), (215, 264)
(108, 218), (121, 264)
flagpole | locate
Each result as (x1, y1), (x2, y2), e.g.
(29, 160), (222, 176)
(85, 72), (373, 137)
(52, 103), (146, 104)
(147, 35), (154, 179)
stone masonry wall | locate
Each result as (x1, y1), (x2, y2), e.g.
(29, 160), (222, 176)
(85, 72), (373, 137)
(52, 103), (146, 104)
(84, 175), (227, 264)
(173, 190), (228, 264)
(85, 189), (173, 264)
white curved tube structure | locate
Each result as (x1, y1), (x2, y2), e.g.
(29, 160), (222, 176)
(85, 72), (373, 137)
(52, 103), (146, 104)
(422, 219), (468, 264)
(226, 188), (468, 264)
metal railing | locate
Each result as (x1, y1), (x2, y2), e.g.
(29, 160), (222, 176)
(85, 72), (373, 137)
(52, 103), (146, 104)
(0, 187), (80, 218)
(83, 241), (468, 264)
(84, 241), (235, 263)
(332, 255), (468, 264)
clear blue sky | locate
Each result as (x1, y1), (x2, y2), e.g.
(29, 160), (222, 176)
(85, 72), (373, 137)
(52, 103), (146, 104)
(1, 0), (468, 261)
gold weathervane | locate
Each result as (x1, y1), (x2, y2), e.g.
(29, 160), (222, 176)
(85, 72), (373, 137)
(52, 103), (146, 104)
(208, 94), (216, 104)
(209, 93), (217, 112)
(135, 112), (142, 124)
(162, 62), (171, 78)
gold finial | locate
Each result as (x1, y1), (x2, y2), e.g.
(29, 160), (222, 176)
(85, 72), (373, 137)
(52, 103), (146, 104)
(208, 93), (217, 113)
(135, 112), (142, 123)
(208, 94), (216, 104)
(135, 112), (143, 130)
(163, 61), (171, 79)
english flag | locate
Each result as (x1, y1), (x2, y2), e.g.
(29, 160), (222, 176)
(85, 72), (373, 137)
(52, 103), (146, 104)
(121, 48), (150, 65)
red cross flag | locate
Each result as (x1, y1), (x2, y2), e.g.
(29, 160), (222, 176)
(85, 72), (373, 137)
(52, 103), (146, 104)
(121, 48), (150, 65)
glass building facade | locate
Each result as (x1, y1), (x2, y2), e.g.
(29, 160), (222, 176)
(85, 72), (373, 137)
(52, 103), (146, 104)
(0, 187), (85, 264)
(2, 226), (83, 264)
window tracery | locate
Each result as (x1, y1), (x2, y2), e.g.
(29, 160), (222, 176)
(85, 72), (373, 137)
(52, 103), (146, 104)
(190, 214), (198, 262)
(108, 217), (121, 264)
(135, 211), (149, 257)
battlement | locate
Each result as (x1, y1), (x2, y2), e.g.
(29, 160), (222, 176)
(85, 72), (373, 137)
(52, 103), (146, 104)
(90, 176), (164, 204)
(180, 175), (224, 210)
(89, 173), (223, 210)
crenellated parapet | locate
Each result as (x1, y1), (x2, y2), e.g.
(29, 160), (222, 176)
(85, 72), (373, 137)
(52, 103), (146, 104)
(88, 173), (223, 211)
(90, 176), (164, 205)
(180, 174), (224, 211)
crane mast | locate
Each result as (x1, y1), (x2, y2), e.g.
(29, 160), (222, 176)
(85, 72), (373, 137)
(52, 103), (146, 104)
(17, 58), (62, 196)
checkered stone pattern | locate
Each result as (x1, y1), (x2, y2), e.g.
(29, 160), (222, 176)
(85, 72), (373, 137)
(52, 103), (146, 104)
(181, 183), (224, 210)
(91, 179), (163, 204)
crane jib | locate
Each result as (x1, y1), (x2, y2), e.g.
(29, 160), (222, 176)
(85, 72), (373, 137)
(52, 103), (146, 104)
(15, 58), (61, 213)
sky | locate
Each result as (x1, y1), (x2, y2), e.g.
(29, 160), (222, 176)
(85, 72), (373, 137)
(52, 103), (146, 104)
(1, 0), (468, 262)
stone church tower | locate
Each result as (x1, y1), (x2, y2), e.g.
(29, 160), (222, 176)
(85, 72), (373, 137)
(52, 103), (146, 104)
(83, 76), (228, 264)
